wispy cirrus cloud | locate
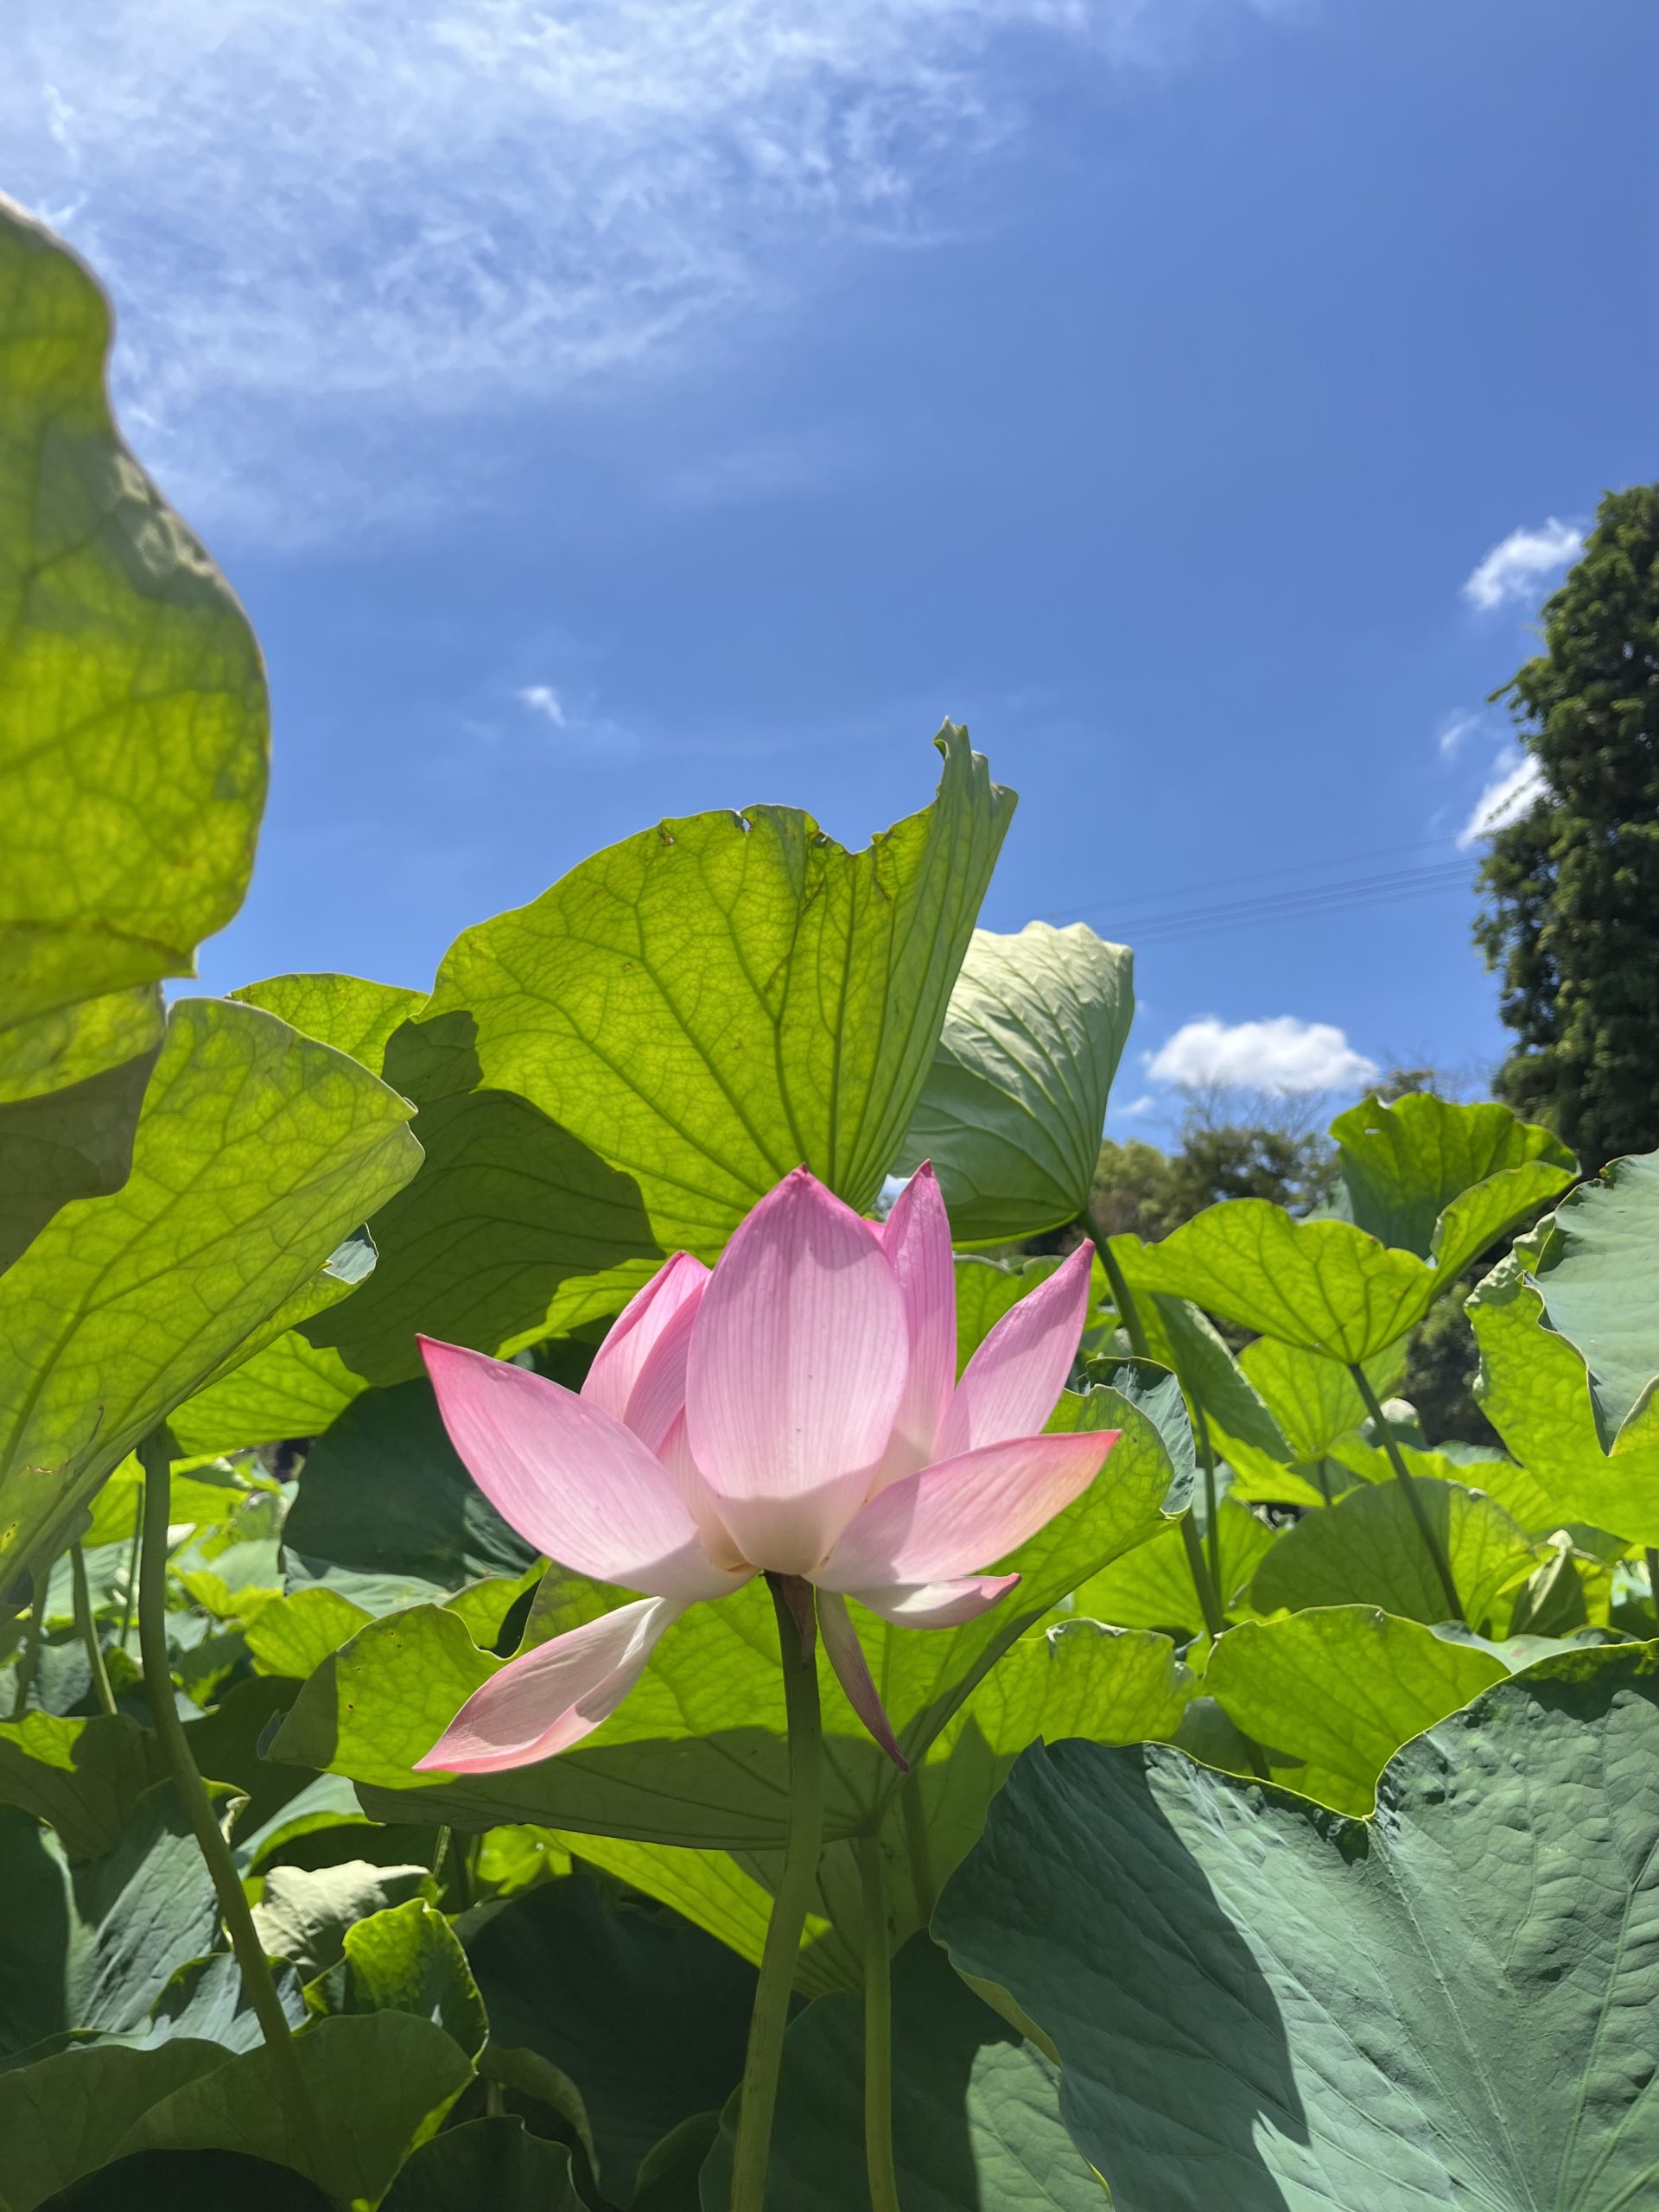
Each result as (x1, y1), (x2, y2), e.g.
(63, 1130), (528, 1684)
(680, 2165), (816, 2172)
(1462, 518), (1584, 612)
(9, 0), (1302, 535)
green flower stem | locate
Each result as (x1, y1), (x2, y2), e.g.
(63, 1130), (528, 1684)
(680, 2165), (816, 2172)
(1347, 1363), (1466, 1626)
(1647, 1548), (1659, 1627)
(1178, 1511), (1228, 1641)
(731, 1573), (825, 2212)
(1094, 1230), (1150, 1359)
(9, 1571), (46, 1719)
(136, 1430), (341, 2204)
(857, 1834), (903, 2212)
(118, 1491), (143, 1654)
(1193, 1402), (1223, 1596)
(70, 1541), (118, 1717)
(899, 1767), (936, 1927)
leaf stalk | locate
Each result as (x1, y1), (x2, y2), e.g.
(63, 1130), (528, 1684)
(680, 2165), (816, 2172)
(1346, 1363), (1466, 1626)
(136, 1429), (342, 2204)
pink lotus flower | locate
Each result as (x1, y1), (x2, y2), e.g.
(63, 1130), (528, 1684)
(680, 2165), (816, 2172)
(414, 1166), (1115, 1775)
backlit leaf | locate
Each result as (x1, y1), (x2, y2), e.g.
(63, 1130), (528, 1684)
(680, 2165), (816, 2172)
(1249, 1475), (1536, 1630)
(894, 921), (1133, 1243)
(0, 998), (420, 1592)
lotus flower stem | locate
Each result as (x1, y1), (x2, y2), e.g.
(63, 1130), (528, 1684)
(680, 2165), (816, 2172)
(857, 1834), (903, 2212)
(70, 1541), (118, 1717)
(1647, 1549), (1659, 1625)
(8, 1570), (46, 1719)
(899, 1769), (936, 1925)
(1095, 1233), (1150, 1360)
(136, 1429), (341, 2206)
(730, 1573), (826, 2212)
(1346, 1365), (1466, 1627)
(1192, 1403), (1223, 1596)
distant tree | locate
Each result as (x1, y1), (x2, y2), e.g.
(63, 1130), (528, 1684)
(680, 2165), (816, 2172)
(1474, 486), (1659, 1170)
(1090, 1112), (1332, 1243)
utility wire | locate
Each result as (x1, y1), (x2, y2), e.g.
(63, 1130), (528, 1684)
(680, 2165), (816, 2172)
(1044, 849), (1475, 947)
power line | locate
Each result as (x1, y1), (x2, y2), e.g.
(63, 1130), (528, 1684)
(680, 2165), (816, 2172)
(1043, 838), (1462, 925)
(1128, 861), (1473, 944)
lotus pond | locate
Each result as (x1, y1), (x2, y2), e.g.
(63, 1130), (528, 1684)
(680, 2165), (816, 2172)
(3, 198), (1658, 2212)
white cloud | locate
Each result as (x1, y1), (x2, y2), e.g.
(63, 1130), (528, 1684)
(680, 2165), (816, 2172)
(4, 0), (1297, 534)
(517, 684), (567, 727)
(1147, 1016), (1378, 1095)
(1458, 751), (1546, 848)
(1437, 709), (1484, 759)
(1462, 518), (1584, 612)
(1116, 1093), (1155, 1117)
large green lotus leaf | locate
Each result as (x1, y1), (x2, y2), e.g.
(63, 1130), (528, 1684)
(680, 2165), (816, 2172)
(310, 1900), (487, 2064)
(0, 988), (162, 1111)
(1330, 1433), (1560, 1536)
(697, 1936), (1101, 2212)
(638, 1620), (1193, 1996)
(1527, 1149), (1659, 1446)
(1470, 1246), (1659, 1544)
(0, 1039), (162, 1275)
(1330, 1091), (1575, 1268)
(461, 1873), (755, 2207)
(380, 2119), (585, 2212)
(275, 1387), (1170, 1849)
(1113, 1205), (1439, 1360)
(34, 2147), (332, 2210)
(300, 1028), (660, 1388)
(0, 2039), (232, 2212)
(231, 973), (427, 1072)
(0, 203), (268, 1089)
(0, 1711), (166, 1860)
(1250, 1476), (1536, 1630)
(409, 726), (1012, 1255)
(0, 1783), (218, 2057)
(169, 1332), (371, 1460)
(1237, 1336), (1407, 1462)
(251, 1863), (434, 1980)
(893, 921), (1132, 1243)
(1141, 1295), (1290, 1460)
(144, 1951), (307, 2056)
(283, 1379), (537, 1590)
(242, 1587), (375, 1680)
(1202, 1606), (1508, 1815)
(952, 1254), (1061, 1372)
(1074, 1497), (1278, 1635)
(116, 2012), (472, 2202)
(0, 999), (420, 1592)
(937, 1647), (1659, 2212)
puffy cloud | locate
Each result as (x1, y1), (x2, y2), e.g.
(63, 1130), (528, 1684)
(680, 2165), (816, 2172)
(1458, 752), (1546, 848)
(1462, 518), (1583, 612)
(1147, 1015), (1378, 1095)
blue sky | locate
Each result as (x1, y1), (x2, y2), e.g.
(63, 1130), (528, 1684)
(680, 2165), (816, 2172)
(14, 0), (1658, 1135)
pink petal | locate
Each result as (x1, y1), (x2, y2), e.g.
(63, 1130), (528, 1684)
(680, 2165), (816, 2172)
(875, 1165), (957, 1486)
(814, 1430), (1117, 1592)
(937, 1241), (1094, 1459)
(419, 1338), (733, 1602)
(685, 1167), (907, 1575)
(817, 1591), (908, 1770)
(414, 1597), (680, 1773)
(657, 1408), (747, 1573)
(582, 1252), (709, 1447)
(839, 1575), (1020, 1629)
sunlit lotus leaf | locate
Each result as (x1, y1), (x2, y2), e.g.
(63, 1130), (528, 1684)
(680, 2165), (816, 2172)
(1202, 1605), (1508, 1815)
(894, 921), (1133, 1243)
(1250, 1475), (1537, 1630)
(0, 999), (419, 1597)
